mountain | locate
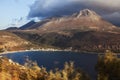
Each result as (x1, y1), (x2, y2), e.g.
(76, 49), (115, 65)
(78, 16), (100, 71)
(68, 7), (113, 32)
(19, 20), (36, 30)
(24, 9), (118, 33)
(5, 9), (120, 53)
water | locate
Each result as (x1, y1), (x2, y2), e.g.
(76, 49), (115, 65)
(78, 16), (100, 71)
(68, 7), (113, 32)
(2, 51), (99, 80)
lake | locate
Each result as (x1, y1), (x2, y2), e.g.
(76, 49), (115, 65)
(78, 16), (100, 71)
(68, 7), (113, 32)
(2, 51), (100, 80)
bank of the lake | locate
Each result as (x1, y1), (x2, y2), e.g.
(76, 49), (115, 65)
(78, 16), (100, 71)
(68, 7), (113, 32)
(0, 48), (104, 55)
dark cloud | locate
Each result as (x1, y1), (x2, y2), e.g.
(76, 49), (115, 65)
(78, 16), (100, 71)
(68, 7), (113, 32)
(103, 12), (120, 26)
(28, 0), (120, 26)
(28, 0), (89, 18)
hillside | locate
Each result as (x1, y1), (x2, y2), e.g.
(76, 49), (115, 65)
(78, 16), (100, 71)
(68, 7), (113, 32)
(13, 30), (120, 53)
(0, 31), (36, 52)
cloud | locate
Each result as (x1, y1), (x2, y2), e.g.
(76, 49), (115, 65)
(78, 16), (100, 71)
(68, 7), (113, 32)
(103, 12), (120, 26)
(28, 0), (71, 18)
(28, 0), (120, 26)
(7, 17), (27, 27)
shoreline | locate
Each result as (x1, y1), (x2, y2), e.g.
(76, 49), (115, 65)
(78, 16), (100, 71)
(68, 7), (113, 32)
(0, 48), (120, 55)
(0, 48), (68, 55)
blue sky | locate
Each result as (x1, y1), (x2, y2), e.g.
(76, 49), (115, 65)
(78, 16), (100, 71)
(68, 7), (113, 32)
(0, 0), (120, 30)
(0, 0), (34, 29)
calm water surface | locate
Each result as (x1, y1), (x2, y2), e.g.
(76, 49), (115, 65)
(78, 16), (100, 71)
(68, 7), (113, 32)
(2, 51), (100, 80)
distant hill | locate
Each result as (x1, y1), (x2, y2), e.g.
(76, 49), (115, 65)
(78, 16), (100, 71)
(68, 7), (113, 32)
(6, 27), (19, 30)
(19, 20), (36, 30)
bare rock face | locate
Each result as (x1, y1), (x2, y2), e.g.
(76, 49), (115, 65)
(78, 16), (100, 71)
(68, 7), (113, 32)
(76, 9), (101, 20)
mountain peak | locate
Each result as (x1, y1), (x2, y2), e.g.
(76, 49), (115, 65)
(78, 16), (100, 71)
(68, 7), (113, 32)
(79, 9), (96, 16)
(76, 9), (101, 20)
(79, 9), (95, 16)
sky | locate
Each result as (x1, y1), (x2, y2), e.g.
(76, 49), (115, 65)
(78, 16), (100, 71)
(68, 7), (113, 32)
(0, 0), (35, 29)
(0, 0), (120, 30)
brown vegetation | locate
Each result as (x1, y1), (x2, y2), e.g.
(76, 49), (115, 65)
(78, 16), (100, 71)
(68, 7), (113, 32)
(96, 50), (120, 80)
(0, 31), (37, 52)
(13, 31), (120, 53)
(0, 57), (90, 80)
